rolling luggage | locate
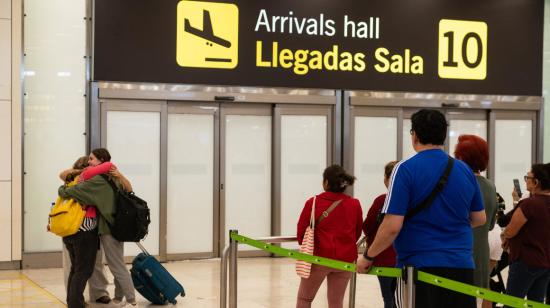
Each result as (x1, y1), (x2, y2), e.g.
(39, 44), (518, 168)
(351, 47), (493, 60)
(131, 243), (185, 305)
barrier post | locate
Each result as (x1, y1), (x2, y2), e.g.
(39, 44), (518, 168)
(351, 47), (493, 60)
(403, 266), (415, 308)
(229, 230), (238, 308)
(220, 245), (230, 308)
(349, 272), (357, 308)
(348, 237), (365, 308)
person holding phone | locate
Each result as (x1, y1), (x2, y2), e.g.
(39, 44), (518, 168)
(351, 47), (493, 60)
(501, 163), (550, 306)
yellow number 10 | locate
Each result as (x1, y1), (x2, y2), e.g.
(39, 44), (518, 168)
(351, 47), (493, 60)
(438, 19), (487, 80)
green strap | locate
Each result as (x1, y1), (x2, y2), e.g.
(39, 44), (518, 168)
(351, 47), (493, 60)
(229, 232), (402, 277)
(417, 271), (550, 308)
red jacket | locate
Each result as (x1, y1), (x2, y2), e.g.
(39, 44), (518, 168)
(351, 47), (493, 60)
(363, 194), (397, 267)
(297, 191), (363, 263)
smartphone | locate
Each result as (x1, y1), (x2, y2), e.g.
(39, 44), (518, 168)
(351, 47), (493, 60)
(513, 179), (522, 198)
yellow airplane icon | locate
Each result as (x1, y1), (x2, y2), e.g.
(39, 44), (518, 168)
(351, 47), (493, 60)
(177, 1), (238, 69)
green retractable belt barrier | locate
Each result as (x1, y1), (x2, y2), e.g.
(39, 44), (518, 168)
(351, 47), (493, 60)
(417, 271), (550, 308)
(229, 231), (550, 308)
(229, 232), (402, 278)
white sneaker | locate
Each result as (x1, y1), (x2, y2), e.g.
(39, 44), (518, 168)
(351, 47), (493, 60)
(112, 298), (137, 307)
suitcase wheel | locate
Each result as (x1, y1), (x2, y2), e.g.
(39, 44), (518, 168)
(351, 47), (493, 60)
(169, 299), (177, 305)
(181, 291), (186, 297)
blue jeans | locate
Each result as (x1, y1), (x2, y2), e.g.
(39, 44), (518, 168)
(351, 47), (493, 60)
(377, 276), (396, 308)
(505, 260), (550, 307)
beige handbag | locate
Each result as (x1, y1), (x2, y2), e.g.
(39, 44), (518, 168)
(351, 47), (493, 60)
(296, 196), (316, 279)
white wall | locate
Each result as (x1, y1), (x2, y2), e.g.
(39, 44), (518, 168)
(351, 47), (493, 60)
(0, 0), (21, 263)
(23, 0), (86, 252)
(0, 0), (12, 262)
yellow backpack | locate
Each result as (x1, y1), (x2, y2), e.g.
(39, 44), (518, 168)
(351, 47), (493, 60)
(48, 178), (86, 237)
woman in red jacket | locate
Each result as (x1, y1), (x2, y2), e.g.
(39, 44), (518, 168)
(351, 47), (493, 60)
(296, 165), (363, 308)
(362, 161), (398, 308)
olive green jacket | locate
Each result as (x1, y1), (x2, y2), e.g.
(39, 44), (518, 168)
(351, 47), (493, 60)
(58, 175), (117, 236)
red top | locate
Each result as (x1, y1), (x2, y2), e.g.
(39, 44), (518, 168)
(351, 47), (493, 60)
(509, 194), (550, 268)
(80, 162), (114, 182)
(297, 191), (363, 263)
(363, 194), (397, 267)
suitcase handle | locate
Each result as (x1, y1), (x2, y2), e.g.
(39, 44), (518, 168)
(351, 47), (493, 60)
(136, 242), (150, 256)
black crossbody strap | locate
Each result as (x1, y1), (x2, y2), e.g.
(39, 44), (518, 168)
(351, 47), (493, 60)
(316, 199), (343, 225)
(405, 156), (454, 221)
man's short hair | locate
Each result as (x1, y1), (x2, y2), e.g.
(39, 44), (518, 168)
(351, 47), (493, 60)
(411, 109), (448, 145)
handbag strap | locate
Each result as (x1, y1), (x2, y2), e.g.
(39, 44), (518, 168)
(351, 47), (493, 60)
(309, 196), (317, 228)
(404, 156), (454, 221)
(316, 199), (343, 225)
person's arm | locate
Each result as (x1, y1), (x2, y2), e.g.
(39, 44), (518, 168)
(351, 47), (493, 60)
(110, 165), (133, 192)
(357, 214), (403, 273)
(365, 214), (403, 257)
(470, 210), (487, 228)
(58, 177), (104, 205)
(502, 207), (527, 239)
(80, 162), (113, 181)
(59, 168), (80, 182)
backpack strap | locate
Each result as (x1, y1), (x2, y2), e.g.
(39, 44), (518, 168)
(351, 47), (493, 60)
(316, 199), (343, 225)
(404, 156), (454, 221)
(100, 174), (118, 192)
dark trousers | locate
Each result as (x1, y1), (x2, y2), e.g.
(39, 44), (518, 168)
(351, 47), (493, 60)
(377, 276), (397, 308)
(415, 267), (476, 308)
(504, 260), (550, 307)
(63, 230), (99, 308)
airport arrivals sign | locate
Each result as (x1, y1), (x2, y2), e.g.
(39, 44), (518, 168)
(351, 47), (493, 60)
(93, 0), (544, 96)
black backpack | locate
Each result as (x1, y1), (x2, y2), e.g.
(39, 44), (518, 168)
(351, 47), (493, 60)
(101, 175), (151, 242)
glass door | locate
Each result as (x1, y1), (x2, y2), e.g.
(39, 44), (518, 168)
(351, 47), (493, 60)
(491, 111), (536, 209)
(349, 107), (399, 215)
(447, 110), (488, 158)
(102, 100), (162, 257)
(166, 104), (218, 258)
(275, 105), (332, 248)
(220, 105), (272, 250)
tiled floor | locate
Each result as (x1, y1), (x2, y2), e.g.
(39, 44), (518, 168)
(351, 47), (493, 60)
(2, 257), (386, 307)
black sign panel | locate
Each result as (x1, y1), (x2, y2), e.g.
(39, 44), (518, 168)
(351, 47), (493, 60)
(93, 0), (544, 96)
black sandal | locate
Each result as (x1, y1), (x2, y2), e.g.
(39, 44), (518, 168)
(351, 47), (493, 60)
(95, 295), (111, 304)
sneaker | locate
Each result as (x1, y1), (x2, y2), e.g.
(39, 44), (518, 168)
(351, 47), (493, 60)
(95, 295), (111, 304)
(113, 298), (137, 307)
